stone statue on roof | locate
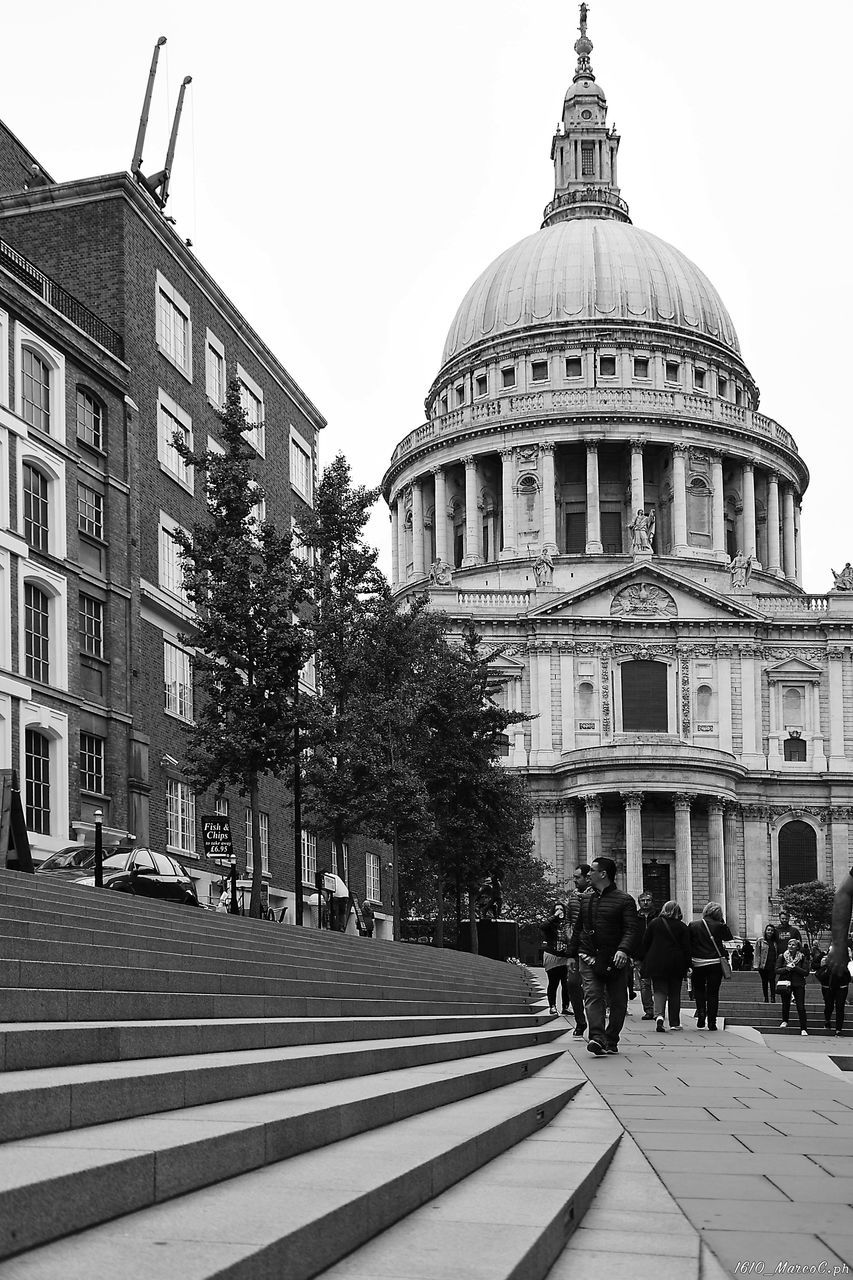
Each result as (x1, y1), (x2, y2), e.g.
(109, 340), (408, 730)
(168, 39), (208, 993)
(831, 563), (853, 591)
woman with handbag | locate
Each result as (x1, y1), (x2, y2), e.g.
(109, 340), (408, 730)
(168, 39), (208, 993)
(687, 902), (733, 1030)
(774, 939), (810, 1034)
(641, 900), (692, 1032)
(541, 903), (571, 1017)
(817, 942), (852, 1036)
(755, 925), (779, 1002)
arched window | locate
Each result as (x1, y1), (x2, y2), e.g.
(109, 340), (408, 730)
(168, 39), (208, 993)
(778, 820), (817, 886)
(21, 348), (51, 432)
(22, 463), (49, 551)
(784, 736), (807, 762)
(696, 684), (713, 720)
(577, 682), (594, 717)
(25, 727), (51, 834)
(688, 476), (711, 543)
(24, 583), (50, 683)
(621, 660), (668, 732)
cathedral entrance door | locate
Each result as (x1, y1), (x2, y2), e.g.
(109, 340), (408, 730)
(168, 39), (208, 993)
(642, 861), (671, 910)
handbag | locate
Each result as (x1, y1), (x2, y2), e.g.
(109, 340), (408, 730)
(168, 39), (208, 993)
(704, 919), (732, 980)
(775, 977), (792, 991)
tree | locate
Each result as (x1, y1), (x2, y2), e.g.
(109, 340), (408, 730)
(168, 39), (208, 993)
(499, 857), (574, 926)
(778, 881), (835, 948)
(171, 380), (308, 917)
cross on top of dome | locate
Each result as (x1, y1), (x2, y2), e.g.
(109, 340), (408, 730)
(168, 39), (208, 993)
(574, 2), (595, 80)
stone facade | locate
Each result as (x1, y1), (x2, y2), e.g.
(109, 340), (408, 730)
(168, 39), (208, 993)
(383, 14), (852, 940)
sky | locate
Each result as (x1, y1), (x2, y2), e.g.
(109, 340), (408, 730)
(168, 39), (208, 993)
(2, 0), (850, 591)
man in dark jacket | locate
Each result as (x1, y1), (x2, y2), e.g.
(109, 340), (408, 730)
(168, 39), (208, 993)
(562, 865), (591, 1037)
(635, 892), (659, 1019)
(567, 856), (641, 1056)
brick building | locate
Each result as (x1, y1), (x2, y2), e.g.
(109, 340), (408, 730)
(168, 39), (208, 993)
(0, 120), (392, 934)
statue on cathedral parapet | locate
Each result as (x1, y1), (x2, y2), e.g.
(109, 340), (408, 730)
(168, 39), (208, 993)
(629, 508), (655, 554)
(533, 546), (554, 587)
(428, 557), (453, 587)
(831, 563), (853, 591)
(729, 549), (756, 588)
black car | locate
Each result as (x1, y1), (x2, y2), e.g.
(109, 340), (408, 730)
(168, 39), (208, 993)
(74, 848), (200, 906)
(35, 845), (100, 875)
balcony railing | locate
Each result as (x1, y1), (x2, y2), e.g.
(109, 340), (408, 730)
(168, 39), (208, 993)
(389, 386), (798, 466)
(0, 237), (124, 359)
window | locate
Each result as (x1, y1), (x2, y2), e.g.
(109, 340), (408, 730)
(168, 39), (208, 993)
(166, 778), (196, 854)
(665, 360), (680, 383)
(25, 728), (50, 834)
(565, 356), (582, 378)
(21, 347), (50, 431)
(77, 483), (104, 540)
(778, 820), (817, 886)
(531, 360), (549, 382)
(25, 583), (50, 682)
(290, 433), (313, 502)
(214, 796), (229, 817)
(79, 732), (105, 793)
(341, 841), (349, 883)
(601, 510), (623, 553)
(581, 142), (595, 176)
(76, 390), (103, 450)
(475, 374), (488, 397)
(366, 851), (381, 901)
(735, 388), (745, 407)
(156, 273), (192, 377)
(501, 366), (516, 389)
(783, 687), (804, 724)
(633, 356), (650, 379)
(245, 808), (269, 874)
(250, 496), (266, 538)
(300, 652), (316, 691)
(238, 366), (265, 454)
(301, 829), (317, 883)
(205, 331), (225, 405)
(621, 660), (668, 732)
(22, 464), (49, 551)
(164, 640), (193, 720)
(79, 595), (104, 658)
(157, 391), (193, 491)
(784, 736), (807, 762)
(693, 368), (706, 391)
(599, 354), (616, 378)
(717, 375), (728, 399)
(158, 515), (187, 600)
(455, 383), (464, 406)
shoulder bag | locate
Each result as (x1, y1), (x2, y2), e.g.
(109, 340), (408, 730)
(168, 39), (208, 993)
(704, 918), (732, 980)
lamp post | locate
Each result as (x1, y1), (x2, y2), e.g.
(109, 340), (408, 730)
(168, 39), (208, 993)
(93, 810), (103, 888)
(229, 851), (239, 915)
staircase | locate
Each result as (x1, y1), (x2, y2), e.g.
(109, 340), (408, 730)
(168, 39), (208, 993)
(714, 970), (848, 1035)
(0, 868), (622, 1278)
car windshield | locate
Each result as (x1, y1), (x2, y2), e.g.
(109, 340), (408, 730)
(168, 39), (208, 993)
(39, 847), (97, 871)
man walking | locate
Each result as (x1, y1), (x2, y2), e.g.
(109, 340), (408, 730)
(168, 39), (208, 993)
(635, 891), (659, 1020)
(775, 909), (802, 954)
(567, 857), (641, 1057)
(563, 865), (591, 1037)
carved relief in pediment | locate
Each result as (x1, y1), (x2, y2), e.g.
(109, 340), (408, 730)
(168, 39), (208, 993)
(610, 582), (678, 618)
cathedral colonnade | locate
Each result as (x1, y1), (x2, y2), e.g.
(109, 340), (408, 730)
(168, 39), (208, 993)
(390, 437), (802, 586)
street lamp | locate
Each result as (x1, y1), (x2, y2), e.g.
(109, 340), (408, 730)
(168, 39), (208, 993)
(229, 851), (239, 915)
(94, 810), (103, 888)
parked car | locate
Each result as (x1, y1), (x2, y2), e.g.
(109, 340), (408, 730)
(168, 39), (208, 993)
(74, 848), (200, 906)
(35, 845), (100, 875)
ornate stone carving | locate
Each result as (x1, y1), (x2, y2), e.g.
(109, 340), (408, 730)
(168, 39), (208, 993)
(620, 792), (644, 809)
(673, 793), (694, 810)
(540, 441), (555, 455)
(600, 657), (611, 736)
(741, 805), (768, 821)
(729, 550), (756, 589)
(829, 806), (853, 822)
(533, 547), (554, 587)
(681, 662), (691, 737)
(583, 794), (602, 812)
(610, 582), (677, 618)
(831, 564), (853, 591)
(629, 509), (655, 553)
(612, 643), (676, 657)
(428, 558), (453, 587)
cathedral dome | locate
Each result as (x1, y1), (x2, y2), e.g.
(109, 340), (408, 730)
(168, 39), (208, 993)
(441, 219), (741, 367)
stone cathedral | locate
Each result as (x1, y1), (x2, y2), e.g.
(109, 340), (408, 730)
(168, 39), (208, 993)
(382, 10), (853, 938)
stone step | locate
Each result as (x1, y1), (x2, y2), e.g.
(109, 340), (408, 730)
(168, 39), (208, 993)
(0, 1010), (550, 1071)
(0, 1039), (568, 1260)
(0, 1022), (562, 1142)
(0, 1066), (581, 1279)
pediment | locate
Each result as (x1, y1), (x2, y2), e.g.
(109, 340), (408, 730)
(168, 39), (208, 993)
(765, 657), (823, 682)
(526, 562), (767, 622)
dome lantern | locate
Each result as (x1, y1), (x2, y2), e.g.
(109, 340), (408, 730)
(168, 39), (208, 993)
(543, 3), (630, 227)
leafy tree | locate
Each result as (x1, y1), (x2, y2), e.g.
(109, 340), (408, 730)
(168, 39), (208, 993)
(171, 380), (308, 917)
(778, 881), (835, 948)
(499, 858), (574, 926)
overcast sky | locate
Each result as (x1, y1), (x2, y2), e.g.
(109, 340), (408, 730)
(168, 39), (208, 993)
(2, 0), (850, 591)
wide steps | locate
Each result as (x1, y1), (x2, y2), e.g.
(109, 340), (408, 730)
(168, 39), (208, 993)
(0, 1067), (586, 1279)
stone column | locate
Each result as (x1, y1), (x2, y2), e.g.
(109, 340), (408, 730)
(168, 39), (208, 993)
(560, 648), (575, 753)
(830, 807), (850, 889)
(742, 805), (769, 941)
(766, 472), (782, 577)
(621, 792), (644, 899)
(811, 678), (827, 771)
(397, 490), (409, 579)
(707, 800), (726, 907)
(828, 647), (846, 771)
(672, 444), (689, 554)
(723, 803), (740, 934)
(390, 500), (400, 586)
(782, 485), (796, 580)
(629, 439), (645, 522)
(674, 793), (694, 919)
(583, 794), (602, 864)
(534, 643), (554, 764)
(540, 442), (557, 553)
(710, 449), (726, 556)
(562, 800), (578, 876)
(739, 645), (764, 767)
(585, 441), (603, 554)
(499, 448), (516, 560)
(794, 502), (802, 585)
(431, 467), (449, 567)
(411, 478), (425, 578)
(742, 461), (758, 562)
(717, 645), (733, 753)
(462, 456), (480, 567)
(539, 803), (558, 877)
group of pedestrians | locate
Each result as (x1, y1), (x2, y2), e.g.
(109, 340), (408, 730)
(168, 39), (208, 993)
(755, 910), (852, 1035)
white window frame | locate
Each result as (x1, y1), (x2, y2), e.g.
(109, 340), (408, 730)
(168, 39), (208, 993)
(237, 364), (265, 456)
(530, 358), (550, 384)
(245, 808), (270, 875)
(290, 426), (313, 504)
(76, 480), (104, 541)
(79, 592), (104, 659)
(166, 778), (197, 856)
(366, 851), (381, 902)
(291, 515), (313, 565)
(155, 271), (193, 381)
(301, 829), (317, 884)
(79, 730), (106, 795)
(341, 841), (349, 883)
(16, 437), (67, 560)
(0, 550), (11, 670)
(205, 329), (225, 406)
(157, 389), (194, 493)
(158, 511), (189, 602)
(565, 354), (583, 380)
(19, 562), (69, 691)
(20, 701), (69, 855)
(164, 639), (193, 721)
(0, 309), (8, 409)
(0, 691), (12, 771)
(13, 324), (66, 443)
